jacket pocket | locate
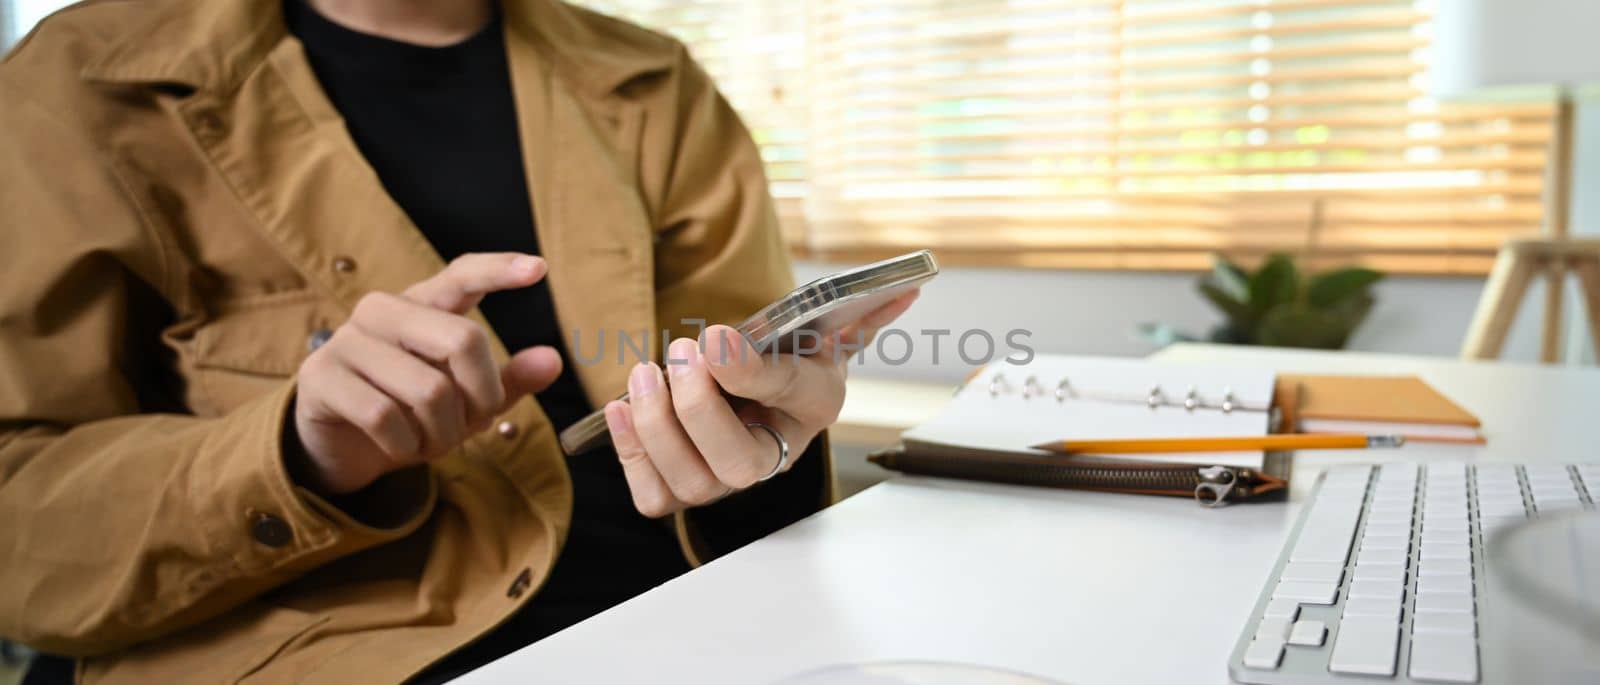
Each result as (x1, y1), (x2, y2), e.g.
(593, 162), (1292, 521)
(232, 609), (332, 684)
(189, 289), (345, 414)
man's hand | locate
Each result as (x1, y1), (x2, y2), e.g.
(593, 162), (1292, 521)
(289, 253), (563, 495)
(603, 290), (919, 517)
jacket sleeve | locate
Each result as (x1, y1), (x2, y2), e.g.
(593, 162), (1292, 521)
(0, 85), (435, 657)
(641, 48), (835, 564)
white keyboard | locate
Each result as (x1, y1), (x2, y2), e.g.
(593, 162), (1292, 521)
(1229, 462), (1598, 684)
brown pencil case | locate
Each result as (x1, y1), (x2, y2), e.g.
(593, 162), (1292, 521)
(867, 445), (1289, 507)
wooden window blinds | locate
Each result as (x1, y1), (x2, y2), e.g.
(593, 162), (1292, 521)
(581, 0), (1554, 274)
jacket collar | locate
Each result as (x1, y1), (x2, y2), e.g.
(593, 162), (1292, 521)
(80, 0), (674, 97)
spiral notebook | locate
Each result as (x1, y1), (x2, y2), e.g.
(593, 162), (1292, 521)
(901, 356), (1278, 468)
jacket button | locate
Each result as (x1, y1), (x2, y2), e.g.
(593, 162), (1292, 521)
(332, 256), (357, 274)
(506, 567), (532, 599)
(307, 327), (333, 353)
(496, 420), (518, 439)
(249, 511), (293, 548)
(194, 111), (226, 138)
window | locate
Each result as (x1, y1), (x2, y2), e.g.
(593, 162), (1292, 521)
(5, 1), (1552, 274)
(585, 0), (1554, 274)
(1, 0), (71, 48)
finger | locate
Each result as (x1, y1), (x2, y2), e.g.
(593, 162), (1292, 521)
(306, 358), (421, 461)
(350, 292), (503, 421)
(500, 345), (564, 411)
(606, 400), (679, 518)
(819, 289), (921, 362)
(331, 328), (467, 457)
(699, 325), (799, 407)
(403, 253), (546, 315)
(706, 324), (847, 428)
(664, 337), (770, 488)
(626, 361), (726, 505)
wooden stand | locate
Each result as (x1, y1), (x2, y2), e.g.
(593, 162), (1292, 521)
(1461, 237), (1600, 361)
(1461, 94), (1600, 363)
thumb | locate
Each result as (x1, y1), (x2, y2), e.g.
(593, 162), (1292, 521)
(500, 346), (564, 410)
(819, 289), (921, 363)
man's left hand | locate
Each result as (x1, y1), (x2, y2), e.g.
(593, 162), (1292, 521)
(603, 290), (919, 517)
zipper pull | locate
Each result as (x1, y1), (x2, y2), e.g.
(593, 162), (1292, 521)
(1193, 465), (1239, 508)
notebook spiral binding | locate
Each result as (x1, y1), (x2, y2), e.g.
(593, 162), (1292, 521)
(982, 372), (1269, 414)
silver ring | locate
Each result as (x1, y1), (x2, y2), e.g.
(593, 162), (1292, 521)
(747, 422), (788, 482)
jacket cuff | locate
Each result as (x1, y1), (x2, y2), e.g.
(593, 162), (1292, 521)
(189, 381), (437, 580)
(676, 431), (834, 566)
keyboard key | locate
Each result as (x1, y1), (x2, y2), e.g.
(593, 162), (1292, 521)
(1417, 575), (1473, 596)
(1424, 518), (1470, 532)
(1242, 636), (1285, 670)
(1288, 620), (1326, 647)
(1364, 522), (1412, 538)
(1261, 598), (1300, 621)
(1357, 547), (1408, 568)
(1256, 616), (1292, 640)
(1280, 561), (1343, 584)
(1272, 581), (1337, 605)
(1330, 616), (1399, 676)
(1343, 597), (1402, 623)
(1290, 508), (1362, 564)
(1370, 500), (1414, 515)
(1423, 514), (1469, 529)
(1361, 534), (1410, 552)
(1421, 542), (1471, 562)
(1421, 529), (1469, 547)
(1353, 564), (1405, 582)
(1418, 560), (1472, 580)
(1349, 577), (1404, 603)
(1366, 512), (1412, 526)
(1409, 632), (1479, 682)
(1475, 490), (1522, 503)
(1480, 514), (1526, 535)
(1413, 612), (1476, 635)
(1538, 500), (1585, 513)
(1475, 494), (1522, 507)
(1416, 592), (1475, 615)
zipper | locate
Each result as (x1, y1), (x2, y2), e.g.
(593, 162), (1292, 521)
(868, 449), (1264, 507)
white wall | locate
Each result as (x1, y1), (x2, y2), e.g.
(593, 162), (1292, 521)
(795, 262), (1548, 384)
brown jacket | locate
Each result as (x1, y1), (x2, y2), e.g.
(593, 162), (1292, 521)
(0, 1), (832, 682)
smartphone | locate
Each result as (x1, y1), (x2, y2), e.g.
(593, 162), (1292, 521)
(559, 249), (940, 455)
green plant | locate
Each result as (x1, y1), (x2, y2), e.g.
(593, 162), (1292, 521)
(1139, 252), (1383, 350)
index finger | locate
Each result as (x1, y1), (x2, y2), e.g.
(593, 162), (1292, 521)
(404, 253), (547, 314)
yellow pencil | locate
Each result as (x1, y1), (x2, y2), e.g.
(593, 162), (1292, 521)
(1031, 434), (1405, 455)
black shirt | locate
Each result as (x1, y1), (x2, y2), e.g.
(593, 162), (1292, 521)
(284, 2), (690, 680)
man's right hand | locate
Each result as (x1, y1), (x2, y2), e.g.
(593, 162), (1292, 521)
(288, 253), (564, 495)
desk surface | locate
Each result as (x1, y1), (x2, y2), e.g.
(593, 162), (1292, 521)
(458, 345), (1600, 685)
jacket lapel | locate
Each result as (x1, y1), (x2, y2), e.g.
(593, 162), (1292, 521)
(240, 40), (455, 319)
(79, 0), (672, 412)
(504, 3), (661, 409)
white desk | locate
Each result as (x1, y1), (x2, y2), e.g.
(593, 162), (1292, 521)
(458, 344), (1600, 684)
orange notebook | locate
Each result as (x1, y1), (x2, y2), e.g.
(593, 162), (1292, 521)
(1283, 374), (1484, 445)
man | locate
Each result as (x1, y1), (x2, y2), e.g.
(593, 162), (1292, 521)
(0, 0), (916, 682)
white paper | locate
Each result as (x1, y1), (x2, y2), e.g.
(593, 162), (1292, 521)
(901, 356), (1276, 468)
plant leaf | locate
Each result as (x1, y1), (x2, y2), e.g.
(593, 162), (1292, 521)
(1208, 253), (1250, 301)
(1307, 267), (1383, 308)
(1198, 282), (1255, 330)
(1207, 324), (1252, 345)
(1257, 304), (1352, 350)
(1248, 252), (1299, 318)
